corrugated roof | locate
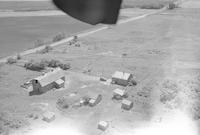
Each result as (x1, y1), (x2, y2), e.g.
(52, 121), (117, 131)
(112, 71), (132, 80)
(33, 68), (65, 87)
(113, 88), (125, 96)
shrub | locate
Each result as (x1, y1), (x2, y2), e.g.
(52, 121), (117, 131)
(56, 97), (69, 109)
(24, 59), (71, 71)
(34, 39), (45, 47)
(47, 59), (71, 70)
(59, 63), (71, 70)
(7, 57), (17, 64)
(39, 45), (53, 54)
(48, 59), (61, 68)
(24, 60), (45, 71)
(168, 2), (178, 10)
(52, 33), (66, 42)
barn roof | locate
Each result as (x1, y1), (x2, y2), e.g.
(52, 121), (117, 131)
(112, 71), (132, 80)
(33, 68), (65, 87)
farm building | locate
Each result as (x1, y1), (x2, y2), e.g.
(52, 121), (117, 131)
(121, 99), (133, 110)
(113, 88), (126, 100)
(89, 94), (102, 107)
(112, 71), (133, 86)
(29, 68), (65, 96)
(98, 121), (109, 131)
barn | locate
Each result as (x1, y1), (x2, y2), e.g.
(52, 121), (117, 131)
(112, 71), (133, 86)
(29, 68), (65, 96)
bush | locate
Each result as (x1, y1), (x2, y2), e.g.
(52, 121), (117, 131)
(24, 60), (45, 71)
(168, 2), (178, 10)
(7, 57), (17, 64)
(59, 63), (71, 70)
(24, 59), (71, 71)
(48, 59), (61, 68)
(56, 97), (69, 109)
(47, 59), (71, 70)
(52, 33), (66, 42)
(39, 45), (53, 54)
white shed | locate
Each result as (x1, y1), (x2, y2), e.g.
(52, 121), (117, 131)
(98, 121), (109, 131)
(121, 99), (133, 110)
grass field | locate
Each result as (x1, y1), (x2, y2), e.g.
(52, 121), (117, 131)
(0, 1), (55, 11)
(122, 0), (177, 9)
(0, 0), (177, 11)
(0, 16), (93, 58)
(0, 0), (200, 134)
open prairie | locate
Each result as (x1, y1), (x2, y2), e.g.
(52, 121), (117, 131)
(0, 16), (94, 58)
(0, 0), (174, 58)
(0, 1), (55, 11)
(1, 0), (200, 135)
(0, 0), (200, 135)
(122, 0), (176, 9)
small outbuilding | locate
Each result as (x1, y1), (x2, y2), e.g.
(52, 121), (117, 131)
(89, 94), (102, 107)
(112, 71), (133, 86)
(121, 99), (133, 110)
(113, 88), (126, 100)
(98, 121), (109, 131)
(30, 68), (65, 96)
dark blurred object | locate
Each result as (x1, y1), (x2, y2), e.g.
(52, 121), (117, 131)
(52, 0), (122, 25)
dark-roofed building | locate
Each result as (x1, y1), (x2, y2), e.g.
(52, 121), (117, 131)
(112, 71), (133, 86)
(30, 68), (65, 96)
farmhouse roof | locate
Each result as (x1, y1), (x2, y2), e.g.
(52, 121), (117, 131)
(112, 71), (132, 80)
(33, 68), (64, 87)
